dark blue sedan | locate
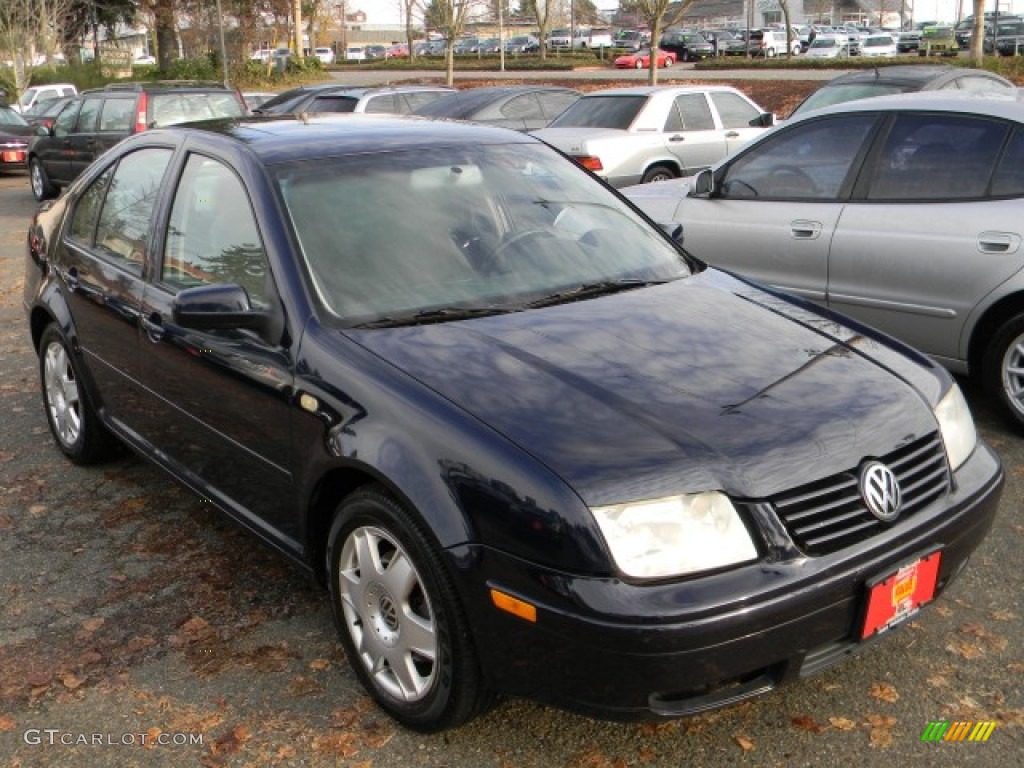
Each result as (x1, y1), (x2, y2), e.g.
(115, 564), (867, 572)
(23, 115), (1003, 731)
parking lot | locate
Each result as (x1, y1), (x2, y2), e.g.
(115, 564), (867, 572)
(0, 154), (1021, 768)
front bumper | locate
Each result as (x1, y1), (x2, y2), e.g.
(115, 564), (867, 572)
(448, 441), (1003, 720)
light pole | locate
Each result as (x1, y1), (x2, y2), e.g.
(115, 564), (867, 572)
(215, 0), (229, 85)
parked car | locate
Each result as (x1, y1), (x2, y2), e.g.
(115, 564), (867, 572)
(345, 45), (366, 61)
(23, 112), (1003, 731)
(314, 46), (336, 64)
(624, 92), (1024, 430)
(504, 35), (540, 53)
(21, 95), (76, 130)
(804, 34), (851, 59)
(10, 83), (77, 114)
(701, 28), (741, 55)
(476, 38), (502, 54)
(860, 33), (898, 57)
(386, 43), (409, 57)
(613, 29), (650, 52)
(242, 91), (277, 112)
(453, 37), (480, 55)
(412, 86), (581, 131)
(919, 25), (959, 56)
(994, 20), (1024, 55)
(658, 30), (715, 62)
(896, 29), (923, 53)
(0, 104), (33, 170)
(614, 49), (676, 69)
(748, 28), (801, 57)
(531, 85), (773, 187)
(720, 31), (755, 55)
(365, 44), (388, 59)
(133, 54), (157, 66)
(259, 85), (455, 116)
(27, 81), (247, 201)
(252, 83), (350, 114)
(789, 65), (1015, 119)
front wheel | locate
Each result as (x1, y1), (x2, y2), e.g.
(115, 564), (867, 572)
(982, 314), (1024, 432)
(38, 325), (119, 463)
(326, 486), (492, 731)
(30, 157), (57, 201)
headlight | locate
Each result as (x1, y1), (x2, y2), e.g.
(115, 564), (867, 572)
(591, 492), (757, 580)
(935, 382), (977, 472)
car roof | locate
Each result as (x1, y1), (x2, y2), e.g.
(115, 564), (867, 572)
(579, 85), (741, 97)
(413, 86), (579, 118)
(143, 114), (537, 165)
(791, 90), (1024, 122)
(822, 65), (1011, 88)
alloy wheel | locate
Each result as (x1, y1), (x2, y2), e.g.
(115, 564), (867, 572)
(43, 340), (82, 448)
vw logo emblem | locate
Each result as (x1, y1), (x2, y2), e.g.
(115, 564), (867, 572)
(860, 461), (901, 522)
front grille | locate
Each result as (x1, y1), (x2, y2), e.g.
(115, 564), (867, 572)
(771, 433), (950, 556)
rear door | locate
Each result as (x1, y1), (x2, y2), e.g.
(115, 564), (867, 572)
(65, 95), (103, 182)
(708, 90), (769, 156)
(662, 92), (727, 174)
(828, 113), (1024, 362)
(36, 98), (80, 184)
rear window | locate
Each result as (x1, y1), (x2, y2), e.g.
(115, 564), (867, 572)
(792, 82), (910, 116)
(149, 92), (244, 127)
(548, 95), (646, 130)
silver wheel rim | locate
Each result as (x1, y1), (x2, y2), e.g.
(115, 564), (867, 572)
(43, 340), (82, 447)
(1001, 331), (1024, 419)
(337, 525), (437, 702)
(31, 162), (43, 198)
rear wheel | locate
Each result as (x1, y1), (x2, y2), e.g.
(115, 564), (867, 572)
(635, 59), (644, 69)
(982, 314), (1024, 432)
(326, 485), (492, 731)
(641, 164), (677, 184)
(38, 325), (119, 463)
(30, 157), (57, 201)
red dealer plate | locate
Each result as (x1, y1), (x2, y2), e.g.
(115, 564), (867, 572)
(860, 550), (941, 639)
(2, 151), (25, 163)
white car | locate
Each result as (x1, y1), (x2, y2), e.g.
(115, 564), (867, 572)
(805, 35), (851, 59)
(315, 46), (336, 64)
(10, 83), (77, 114)
(133, 54), (156, 66)
(861, 34), (898, 57)
(531, 86), (773, 187)
(623, 91), (1024, 430)
(345, 45), (366, 61)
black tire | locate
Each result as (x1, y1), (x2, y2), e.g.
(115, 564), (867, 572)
(326, 485), (492, 731)
(641, 165), (677, 184)
(30, 157), (57, 202)
(38, 325), (120, 464)
(982, 314), (1024, 433)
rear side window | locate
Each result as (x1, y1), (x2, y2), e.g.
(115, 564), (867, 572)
(866, 114), (1009, 201)
(539, 91), (579, 120)
(501, 94), (544, 120)
(99, 98), (133, 131)
(93, 148), (173, 273)
(548, 95), (646, 130)
(75, 97), (103, 133)
(149, 92), (244, 127)
(307, 95), (359, 113)
(69, 167), (114, 243)
(665, 94), (714, 132)
(363, 94), (399, 114)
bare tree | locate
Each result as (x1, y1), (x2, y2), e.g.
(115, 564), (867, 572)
(401, 0), (421, 61)
(635, 0), (697, 85)
(969, 0), (984, 64)
(0, 0), (76, 97)
(526, 0), (554, 61)
(430, 0), (472, 86)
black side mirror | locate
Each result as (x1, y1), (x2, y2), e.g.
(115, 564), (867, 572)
(657, 221), (684, 245)
(691, 168), (714, 198)
(750, 112), (775, 128)
(172, 284), (268, 331)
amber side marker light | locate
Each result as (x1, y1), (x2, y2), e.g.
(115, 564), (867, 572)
(490, 589), (537, 623)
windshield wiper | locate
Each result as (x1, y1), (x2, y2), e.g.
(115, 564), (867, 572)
(350, 306), (513, 329)
(521, 278), (673, 310)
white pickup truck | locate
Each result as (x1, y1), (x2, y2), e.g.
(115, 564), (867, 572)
(531, 85), (774, 188)
(547, 27), (614, 49)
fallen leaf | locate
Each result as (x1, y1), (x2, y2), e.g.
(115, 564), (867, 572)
(81, 618), (105, 633)
(309, 658), (331, 671)
(61, 673), (85, 690)
(991, 609), (1018, 621)
(182, 617), (210, 635)
(829, 717), (856, 731)
(792, 715), (827, 733)
(946, 640), (984, 659)
(926, 674), (950, 688)
(0, 715), (15, 732)
(958, 623), (989, 637)
(276, 745), (296, 759)
(733, 734), (755, 752)
(933, 604), (954, 617)
(865, 714), (896, 749)
(868, 683), (899, 703)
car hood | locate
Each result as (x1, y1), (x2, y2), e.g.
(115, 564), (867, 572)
(349, 272), (939, 506)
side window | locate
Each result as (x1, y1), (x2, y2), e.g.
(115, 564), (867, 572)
(53, 101), (81, 137)
(93, 148), (173, 273)
(539, 91), (579, 120)
(69, 167), (114, 244)
(952, 76), (1006, 93)
(501, 94), (545, 120)
(75, 97), (103, 133)
(99, 98), (133, 131)
(363, 94), (399, 114)
(402, 91), (447, 112)
(162, 155), (270, 306)
(991, 127), (1024, 197)
(721, 115), (875, 200)
(866, 114), (1008, 201)
(710, 91), (762, 129)
(665, 94), (715, 132)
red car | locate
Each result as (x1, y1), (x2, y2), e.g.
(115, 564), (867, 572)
(386, 43), (409, 58)
(614, 49), (675, 69)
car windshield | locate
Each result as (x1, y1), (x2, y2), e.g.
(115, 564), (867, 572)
(865, 36), (893, 46)
(275, 142), (690, 326)
(792, 82), (912, 116)
(810, 38), (839, 48)
(547, 95), (647, 129)
(0, 106), (29, 126)
(149, 92), (244, 126)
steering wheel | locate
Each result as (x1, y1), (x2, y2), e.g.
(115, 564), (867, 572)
(490, 228), (559, 263)
(769, 165), (820, 196)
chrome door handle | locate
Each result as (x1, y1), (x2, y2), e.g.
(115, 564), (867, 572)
(790, 220), (822, 239)
(978, 232), (1020, 254)
(668, 135), (685, 142)
(141, 313), (164, 342)
(725, 131), (740, 138)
